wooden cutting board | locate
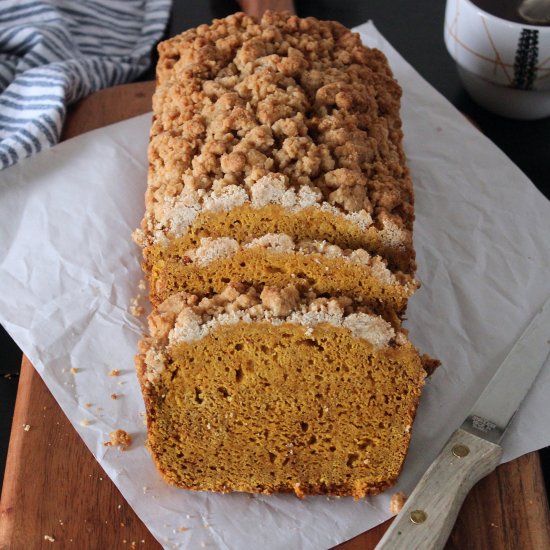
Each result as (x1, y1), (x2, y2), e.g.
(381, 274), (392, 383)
(1, 82), (550, 550)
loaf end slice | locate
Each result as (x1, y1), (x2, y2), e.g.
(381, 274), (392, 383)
(136, 285), (427, 498)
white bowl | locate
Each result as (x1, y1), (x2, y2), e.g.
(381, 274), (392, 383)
(444, 0), (550, 119)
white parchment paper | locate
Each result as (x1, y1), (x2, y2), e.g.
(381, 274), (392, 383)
(1, 22), (550, 549)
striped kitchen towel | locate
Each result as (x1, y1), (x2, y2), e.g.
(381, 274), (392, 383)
(0, 0), (171, 171)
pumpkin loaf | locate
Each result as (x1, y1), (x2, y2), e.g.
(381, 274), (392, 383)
(136, 284), (427, 498)
(134, 11), (437, 499)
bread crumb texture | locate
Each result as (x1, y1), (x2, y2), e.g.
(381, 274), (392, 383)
(137, 305), (425, 498)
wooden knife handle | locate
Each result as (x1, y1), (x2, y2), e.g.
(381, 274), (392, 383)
(236, 0), (296, 18)
(375, 429), (503, 550)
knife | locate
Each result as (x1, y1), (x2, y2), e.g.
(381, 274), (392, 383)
(376, 295), (550, 550)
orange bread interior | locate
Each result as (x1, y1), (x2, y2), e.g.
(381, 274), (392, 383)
(137, 287), (426, 498)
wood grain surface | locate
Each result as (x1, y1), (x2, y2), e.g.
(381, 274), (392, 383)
(236, 0), (295, 19)
(1, 81), (550, 550)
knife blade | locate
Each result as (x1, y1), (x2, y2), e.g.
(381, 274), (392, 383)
(375, 294), (550, 550)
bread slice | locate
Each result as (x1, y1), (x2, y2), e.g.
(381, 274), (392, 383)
(136, 284), (427, 498)
(148, 232), (417, 310)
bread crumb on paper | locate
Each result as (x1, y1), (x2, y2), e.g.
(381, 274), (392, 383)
(130, 294), (145, 317)
(109, 369), (120, 377)
(79, 419), (91, 427)
(104, 429), (132, 451)
(111, 393), (119, 400)
(70, 367), (78, 374)
(130, 304), (145, 317)
(293, 482), (305, 499)
(390, 492), (407, 514)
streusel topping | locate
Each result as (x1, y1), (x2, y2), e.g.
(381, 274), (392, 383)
(142, 11), (413, 245)
(147, 283), (397, 350)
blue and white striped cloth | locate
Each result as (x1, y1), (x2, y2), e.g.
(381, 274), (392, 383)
(0, 0), (171, 170)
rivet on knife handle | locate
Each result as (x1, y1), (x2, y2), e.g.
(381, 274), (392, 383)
(375, 428), (502, 550)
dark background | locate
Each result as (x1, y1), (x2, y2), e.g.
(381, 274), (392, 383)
(1, 0), (549, 498)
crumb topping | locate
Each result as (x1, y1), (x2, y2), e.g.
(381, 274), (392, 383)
(140, 11), (413, 248)
(144, 284), (399, 382)
(143, 283), (402, 381)
(187, 236), (239, 267)
(144, 346), (168, 384)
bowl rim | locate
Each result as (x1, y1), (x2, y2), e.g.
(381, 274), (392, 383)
(462, 0), (550, 32)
